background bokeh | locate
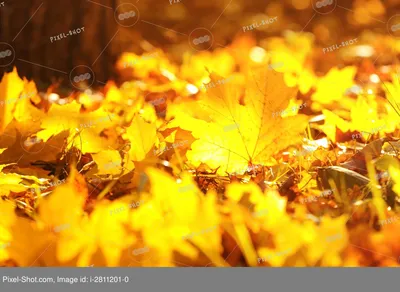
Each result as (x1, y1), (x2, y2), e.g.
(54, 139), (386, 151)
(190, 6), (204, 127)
(1, 0), (400, 87)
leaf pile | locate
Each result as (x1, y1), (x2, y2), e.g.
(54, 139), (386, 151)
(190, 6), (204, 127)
(1, 32), (400, 267)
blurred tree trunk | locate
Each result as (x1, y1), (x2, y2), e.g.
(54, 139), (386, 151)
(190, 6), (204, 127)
(0, 0), (196, 88)
(0, 0), (126, 87)
(0, 0), (268, 89)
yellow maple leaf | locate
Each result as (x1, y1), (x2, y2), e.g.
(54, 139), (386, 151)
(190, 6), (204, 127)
(0, 68), (25, 133)
(0, 199), (51, 267)
(265, 31), (316, 95)
(36, 101), (118, 154)
(91, 150), (123, 176)
(37, 168), (132, 266)
(125, 115), (158, 162)
(180, 49), (236, 87)
(0, 69), (43, 138)
(116, 50), (177, 80)
(38, 168), (87, 228)
(226, 182), (303, 266)
(225, 181), (349, 267)
(382, 74), (400, 127)
(129, 168), (224, 266)
(171, 68), (308, 174)
(312, 66), (357, 105)
(55, 201), (133, 267)
(13, 80), (43, 124)
(305, 216), (348, 266)
(321, 95), (387, 142)
(0, 172), (43, 197)
(0, 200), (16, 262)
